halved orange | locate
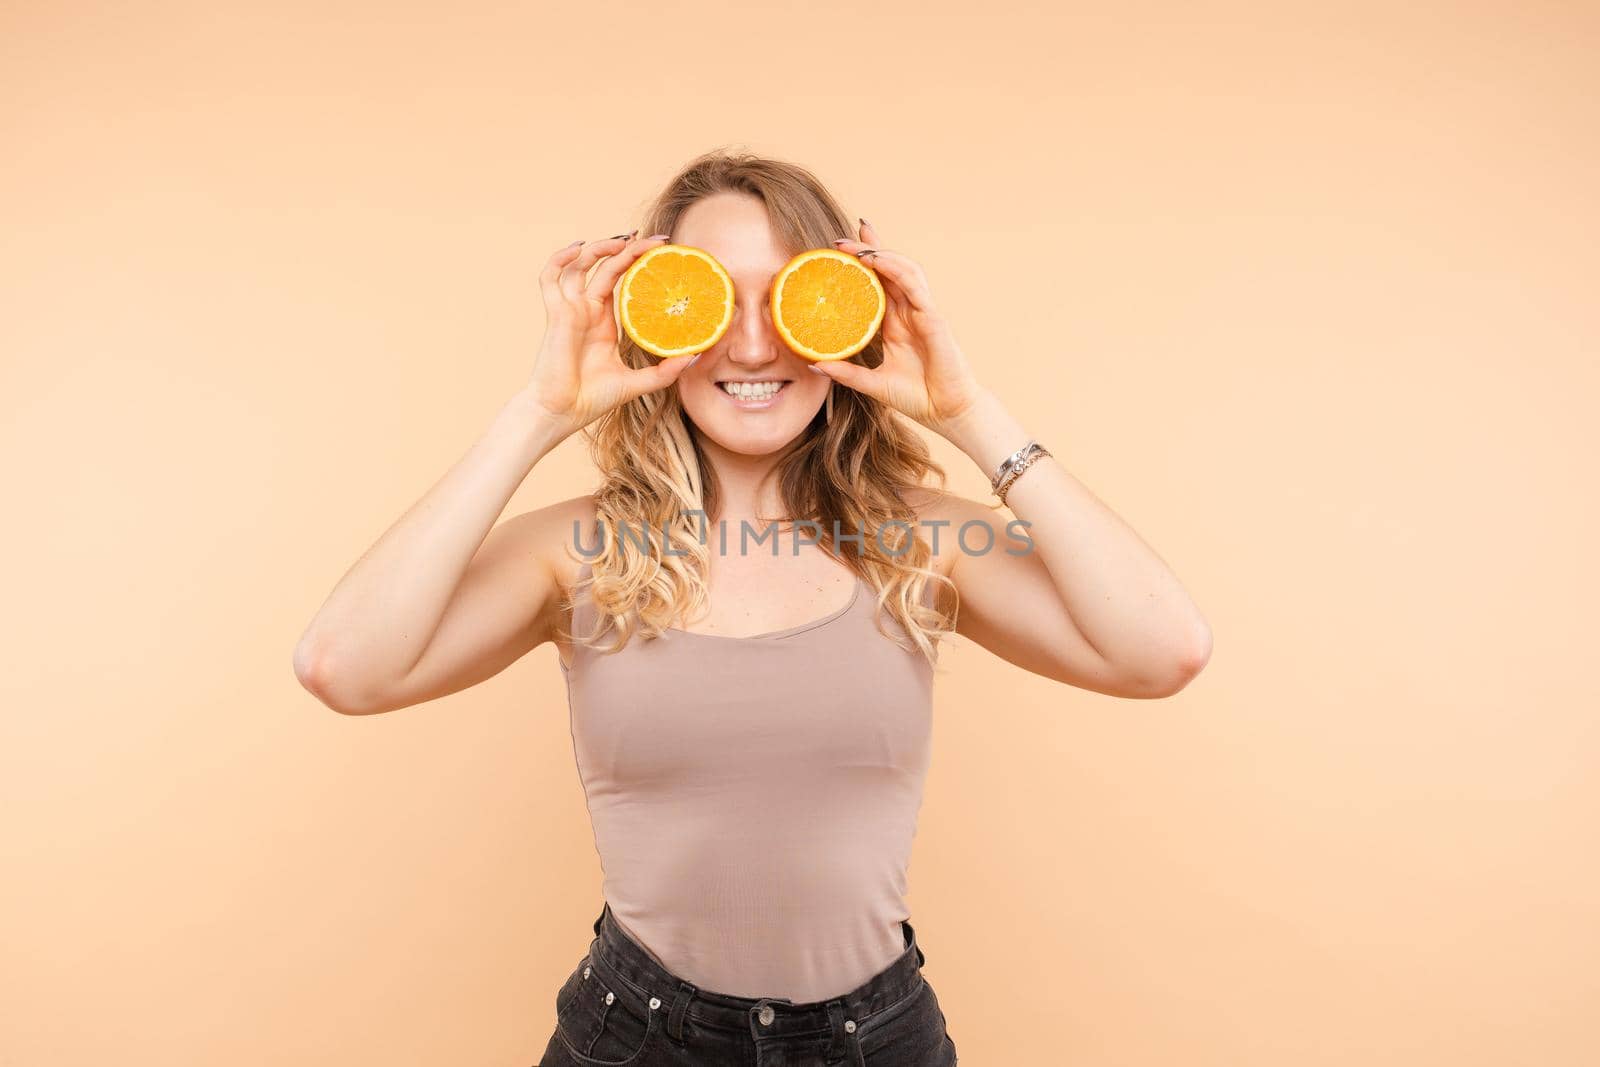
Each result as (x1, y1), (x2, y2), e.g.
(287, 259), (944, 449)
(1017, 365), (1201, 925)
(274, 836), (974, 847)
(770, 248), (886, 362)
(617, 244), (735, 358)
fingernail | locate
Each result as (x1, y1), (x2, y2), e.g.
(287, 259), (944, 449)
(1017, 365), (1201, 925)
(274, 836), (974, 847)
(855, 248), (878, 258)
(684, 353), (701, 367)
(831, 238), (850, 245)
(859, 217), (870, 229)
(647, 233), (671, 241)
(567, 239), (584, 247)
(808, 363), (827, 373)
(609, 232), (632, 240)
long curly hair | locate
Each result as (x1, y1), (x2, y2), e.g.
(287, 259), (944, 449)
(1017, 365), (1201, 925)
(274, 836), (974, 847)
(560, 147), (957, 665)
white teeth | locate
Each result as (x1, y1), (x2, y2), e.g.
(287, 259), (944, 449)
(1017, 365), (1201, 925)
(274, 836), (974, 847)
(721, 381), (784, 399)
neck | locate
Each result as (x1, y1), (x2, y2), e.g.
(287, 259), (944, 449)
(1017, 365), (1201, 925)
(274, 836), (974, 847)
(695, 430), (800, 528)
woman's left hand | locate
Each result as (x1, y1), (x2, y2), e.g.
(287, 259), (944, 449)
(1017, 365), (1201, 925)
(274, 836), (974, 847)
(817, 220), (988, 439)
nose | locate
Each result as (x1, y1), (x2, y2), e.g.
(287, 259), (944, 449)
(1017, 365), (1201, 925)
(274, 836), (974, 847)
(719, 291), (783, 369)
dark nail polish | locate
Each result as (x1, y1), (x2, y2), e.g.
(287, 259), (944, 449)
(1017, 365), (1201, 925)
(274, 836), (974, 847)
(609, 232), (632, 240)
(855, 248), (878, 258)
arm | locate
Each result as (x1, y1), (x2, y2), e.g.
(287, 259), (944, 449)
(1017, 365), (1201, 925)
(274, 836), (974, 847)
(292, 230), (689, 714)
(291, 393), (568, 715)
(929, 389), (1212, 698)
(825, 221), (1211, 699)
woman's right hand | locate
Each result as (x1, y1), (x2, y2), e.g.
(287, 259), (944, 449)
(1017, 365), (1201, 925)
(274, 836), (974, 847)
(522, 232), (697, 438)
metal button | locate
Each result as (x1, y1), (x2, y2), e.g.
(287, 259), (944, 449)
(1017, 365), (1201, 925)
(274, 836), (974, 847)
(649, 996), (661, 1010)
(757, 1004), (775, 1026)
(845, 1019), (856, 1033)
(605, 991), (615, 1005)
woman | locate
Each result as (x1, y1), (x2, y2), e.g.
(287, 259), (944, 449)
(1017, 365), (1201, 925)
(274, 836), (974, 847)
(293, 150), (1212, 1066)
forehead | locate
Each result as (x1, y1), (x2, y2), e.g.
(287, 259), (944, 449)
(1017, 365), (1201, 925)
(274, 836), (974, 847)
(674, 192), (790, 287)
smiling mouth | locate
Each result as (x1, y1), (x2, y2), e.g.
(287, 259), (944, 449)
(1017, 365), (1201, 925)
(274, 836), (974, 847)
(716, 379), (792, 402)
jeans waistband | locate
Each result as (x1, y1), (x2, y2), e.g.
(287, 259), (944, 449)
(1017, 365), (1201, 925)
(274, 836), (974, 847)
(586, 900), (927, 1039)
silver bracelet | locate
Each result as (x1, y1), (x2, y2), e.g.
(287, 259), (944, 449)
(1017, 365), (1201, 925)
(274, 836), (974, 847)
(989, 439), (1038, 495)
(995, 443), (1050, 506)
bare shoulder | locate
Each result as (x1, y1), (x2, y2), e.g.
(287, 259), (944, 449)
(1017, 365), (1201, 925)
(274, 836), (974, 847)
(903, 485), (1006, 580)
(499, 492), (599, 604)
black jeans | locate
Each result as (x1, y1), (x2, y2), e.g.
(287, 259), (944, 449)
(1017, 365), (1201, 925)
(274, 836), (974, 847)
(537, 902), (957, 1066)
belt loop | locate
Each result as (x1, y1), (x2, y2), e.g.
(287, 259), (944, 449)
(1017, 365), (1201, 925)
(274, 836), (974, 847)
(824, 998), (849, 1064)
(666, 979), (697, 1042)
(593, 902), (607, 937)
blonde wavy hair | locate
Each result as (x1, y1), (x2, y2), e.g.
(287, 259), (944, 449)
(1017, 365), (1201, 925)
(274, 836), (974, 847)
(561, 147), (957, 665)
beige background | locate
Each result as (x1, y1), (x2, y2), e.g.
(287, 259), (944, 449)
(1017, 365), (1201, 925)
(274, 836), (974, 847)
(3, 1), (1596, 1064)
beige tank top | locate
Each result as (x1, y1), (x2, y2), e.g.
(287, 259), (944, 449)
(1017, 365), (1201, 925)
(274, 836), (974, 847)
(558, 557), (937, 1003)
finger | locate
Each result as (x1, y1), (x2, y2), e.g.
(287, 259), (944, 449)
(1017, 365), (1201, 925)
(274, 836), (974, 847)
(622, 350), (701, 401)
(807, 358), (885, 403)
(588, 231), (672, 304)
(560, 232), (636, 299)
(540, 238), (586, 305)
(829, 216), (877, 249)
(830, 239), (916, 313)
(850, 247), (936, 314)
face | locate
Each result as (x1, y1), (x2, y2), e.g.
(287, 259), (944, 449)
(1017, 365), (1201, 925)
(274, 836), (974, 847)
(670, 192), (831, 458)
